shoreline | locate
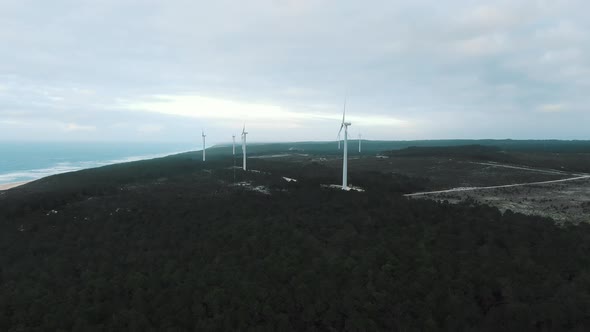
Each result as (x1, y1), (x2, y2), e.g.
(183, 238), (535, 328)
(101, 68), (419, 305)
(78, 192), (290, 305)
(0, 149), (191, 192)
(0, 181), (30, 191)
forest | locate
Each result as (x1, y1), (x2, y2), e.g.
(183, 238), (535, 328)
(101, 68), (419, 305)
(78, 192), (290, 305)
(1, 142), (590, 331)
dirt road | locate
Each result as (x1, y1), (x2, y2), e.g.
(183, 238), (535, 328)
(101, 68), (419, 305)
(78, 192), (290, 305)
(405, 175), (590, 197)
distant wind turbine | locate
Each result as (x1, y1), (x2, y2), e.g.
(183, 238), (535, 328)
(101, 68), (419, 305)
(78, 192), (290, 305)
(358, 133), (362, 153)
(232, 134), (236, 155)
(202, 130), (206, 161)
(241, 124), (248, 171)
(337, 100), (351, 190)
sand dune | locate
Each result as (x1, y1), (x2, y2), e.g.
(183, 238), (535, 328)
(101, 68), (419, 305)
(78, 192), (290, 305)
(0, 182), (29, 191)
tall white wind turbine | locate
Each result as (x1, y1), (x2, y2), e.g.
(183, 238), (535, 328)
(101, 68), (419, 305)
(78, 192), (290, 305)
(232, 135), (236, 155)
(241, 124), (248, 171)
(337, 100), (351, 190)
(202, 130), (206, 161)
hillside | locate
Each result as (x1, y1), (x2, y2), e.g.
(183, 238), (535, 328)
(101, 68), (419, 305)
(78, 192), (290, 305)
(1, 142), (590, 331)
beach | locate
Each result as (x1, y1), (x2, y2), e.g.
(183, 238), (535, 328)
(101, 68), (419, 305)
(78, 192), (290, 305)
(0, 181), (29, 190)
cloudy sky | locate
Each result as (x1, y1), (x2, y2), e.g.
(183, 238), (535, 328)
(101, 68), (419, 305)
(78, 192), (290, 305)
(1, 0), (588, 143)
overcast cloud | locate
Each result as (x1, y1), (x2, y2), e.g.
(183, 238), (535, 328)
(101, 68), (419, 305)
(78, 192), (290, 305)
(1, 0), (589, 143)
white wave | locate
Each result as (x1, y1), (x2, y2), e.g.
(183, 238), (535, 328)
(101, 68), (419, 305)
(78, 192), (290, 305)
(0, 151), (186, 185)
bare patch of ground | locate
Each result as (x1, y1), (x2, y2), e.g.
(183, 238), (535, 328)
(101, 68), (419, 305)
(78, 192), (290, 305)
(232, 181), (271, 195)
(416, 178), (590, 224)
(0, 181), (30, 191)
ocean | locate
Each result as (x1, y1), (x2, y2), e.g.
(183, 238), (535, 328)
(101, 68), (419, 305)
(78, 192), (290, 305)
(0, 142), (200, 185)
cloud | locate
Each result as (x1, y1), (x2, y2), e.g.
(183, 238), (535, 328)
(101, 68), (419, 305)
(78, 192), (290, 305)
(534, 21), (586, 45)
(454, 34), (509, 56)
(459, 4), (524, 32)
(0, 119), (26, 125)
(538, 104), (568, 113)
(63, 123), (96, 132)
(124, 94), (409, 128)
(124, 95), (287, 121)
(137, 124), (163, 134)
(539, 48), (582, 64)
(0, 0), (589, 141)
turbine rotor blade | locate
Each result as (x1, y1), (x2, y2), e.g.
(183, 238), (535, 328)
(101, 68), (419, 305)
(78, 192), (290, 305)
(342, 98), (346, 123)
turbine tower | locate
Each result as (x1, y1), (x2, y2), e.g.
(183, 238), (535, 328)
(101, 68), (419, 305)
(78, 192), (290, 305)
(241, 124), (248, 171)
(202, 130), (206, 161)
(358, 133), (362, 153)
(232, 135), (236, 155)
(337, 100), (351, 190)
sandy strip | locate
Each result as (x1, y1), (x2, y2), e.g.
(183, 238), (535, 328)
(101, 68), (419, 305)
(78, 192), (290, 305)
(0, 181), (29, 190)
(470, 162), (579, 176)
(405, 175), (590, 197)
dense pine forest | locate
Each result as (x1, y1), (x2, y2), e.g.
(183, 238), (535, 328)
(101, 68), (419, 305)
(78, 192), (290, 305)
(1, 143), (590, 331)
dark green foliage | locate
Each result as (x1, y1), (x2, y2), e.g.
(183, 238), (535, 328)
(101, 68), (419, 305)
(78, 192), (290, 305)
(1, 150), (590, 331)
(387, 144), (590, 173)
(387, 145), (508, 160)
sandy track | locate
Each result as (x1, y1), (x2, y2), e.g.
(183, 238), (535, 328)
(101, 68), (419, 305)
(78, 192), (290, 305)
(471, 162), (580, 176)
(405, 175), (590, 197)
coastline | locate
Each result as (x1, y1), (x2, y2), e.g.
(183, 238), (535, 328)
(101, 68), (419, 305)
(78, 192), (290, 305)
(0, 181), (30, 191)
(0, 146), (192, 191)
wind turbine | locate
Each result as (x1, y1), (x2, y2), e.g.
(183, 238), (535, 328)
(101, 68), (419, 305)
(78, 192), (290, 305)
(202, 130), (206, 161)
(358, 133), (362, 153)
(241, 124), (248, 171)
(337, 100), (351, 190)
(232, 134), (236, 155)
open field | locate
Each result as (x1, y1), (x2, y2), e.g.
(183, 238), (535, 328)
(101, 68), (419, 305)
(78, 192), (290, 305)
(414, 177), (590, 224)
(251, 147), (590, 224)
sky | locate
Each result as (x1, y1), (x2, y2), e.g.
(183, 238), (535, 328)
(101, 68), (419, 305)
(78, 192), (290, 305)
(0, 0), (589, 143)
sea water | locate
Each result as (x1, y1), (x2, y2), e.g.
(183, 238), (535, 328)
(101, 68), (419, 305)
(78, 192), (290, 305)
(0, 142), (199, 185)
